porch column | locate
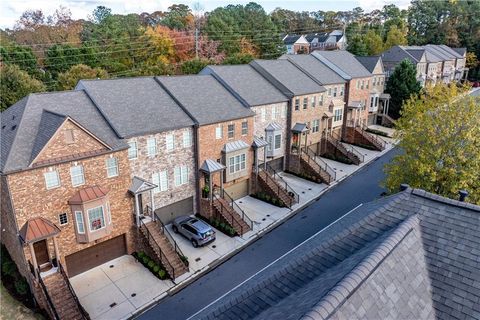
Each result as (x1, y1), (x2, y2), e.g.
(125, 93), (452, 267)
(150, 189), (155, 221)
(29, 243), (39, 279)
(254, 148), (259, 173)
(209, 173), (213, 203)
(134, 193), (140, 227)
(52, 237), (60, 266)
(220, 170), (224, 194)
(263, 147), (267, 171)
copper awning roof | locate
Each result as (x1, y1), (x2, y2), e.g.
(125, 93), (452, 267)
(19, 217), (60, 244)
(68, 186), (109, 205)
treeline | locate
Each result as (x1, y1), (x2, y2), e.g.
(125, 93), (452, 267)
(1, 0), (479, 111)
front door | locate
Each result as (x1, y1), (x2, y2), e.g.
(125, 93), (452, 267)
(138, 194), (144, 215)
(33, 240), (49, 266)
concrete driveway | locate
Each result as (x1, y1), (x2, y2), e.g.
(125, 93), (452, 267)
(70, 255), (173, 320)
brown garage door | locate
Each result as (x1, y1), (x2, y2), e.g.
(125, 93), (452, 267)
(65, 234), (126, 277)
(155, 197), (193, 224)
(225, 179), (249, 200)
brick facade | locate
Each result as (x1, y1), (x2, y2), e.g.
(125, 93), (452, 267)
(346, 77), (372, 126)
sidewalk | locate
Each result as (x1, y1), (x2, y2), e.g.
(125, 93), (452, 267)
(126, 132), (396, 319)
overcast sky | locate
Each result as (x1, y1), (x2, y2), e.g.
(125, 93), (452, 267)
(1, 0), (411, 29)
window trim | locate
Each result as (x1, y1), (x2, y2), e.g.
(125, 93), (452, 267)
(59, 213), (68, 226)
(228, 153), (246, 174)
(215, 125), (223, 139)
(311, 119), (320, 133)
(75, 211), (85, 234)
(227, 124), (235, 139)
(183, 130), (192, 148)
(105, 157), (119, 178)
(128, 141), (137, 160)
(146, 137), (157, 157)
(70, 165), (85, 187)
(44, 170), (61, 190)
(241, 121), (248, 136)
(174, 166), (189, 186)
(87, 205), (106, 232)
(166, 134), (175, 152)
(274, 133), (282, 150)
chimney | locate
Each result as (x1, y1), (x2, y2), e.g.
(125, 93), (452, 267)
(399, 184), (409, 191)
(459, 190), (468, 202)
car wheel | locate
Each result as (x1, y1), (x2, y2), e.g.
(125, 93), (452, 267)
(191, 239), (198, 248)
(172, 225), (178, 233)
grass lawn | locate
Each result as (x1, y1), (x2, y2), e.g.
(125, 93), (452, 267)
(0, 284), (44, 320)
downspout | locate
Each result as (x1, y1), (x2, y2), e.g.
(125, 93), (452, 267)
(342, 81), (350, 141)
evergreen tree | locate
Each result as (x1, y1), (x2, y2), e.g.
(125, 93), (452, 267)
(347, 35), (368, 56)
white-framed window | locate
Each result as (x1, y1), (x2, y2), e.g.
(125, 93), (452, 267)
(361, 80), (365, 89)
(166, 134), (175, 151)
(228, 124), (235, 139)
(75, 211), (85, 234)
(44, 170), (60, 189)
(183, 130), (192, 148)
(152, 172), (160, 193)
(88, 206), (105, 231)
(147, 137), (157, 156)
(260, 107), (266, 121)
(303, 97), (308, 109)
(356, 81), (360, 89)
(128, 141), (137, 159)
(215, 125), (223, 139)
(373, 77), (376, 86)
(334, 109), (343, 122)
(319, 94), (323, 106)
(70, 165), (85, 187)
(106, 157), (118, 178)
(328, 88), (332, 96)
(228, 154), (246, 174)
(294, 98), (300, 110)
(340, 86), (344, 96)
(274, 134), (282, 150)
(241, 121), (248, 135)
(333, 87), (338, 97)
(366, 80), (369, 89)
(311, 96), (316, 107)
(153, 171), (168, 192)
(174, 166), (189, 186)
(311, 119), (320, 133)
(281, 105), (287, 118)
(272, 106), (280, 120)
(59, 213), (68, 226)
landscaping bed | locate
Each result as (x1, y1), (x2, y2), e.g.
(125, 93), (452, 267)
(285, 170), (322, 184)
(196, 214), (237, 237)
(132, 251), (171, 280)
(251, 192), (285, 207)
(321, 152), (354, 164)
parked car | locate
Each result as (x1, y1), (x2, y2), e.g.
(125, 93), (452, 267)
(172, 216), (216, 247)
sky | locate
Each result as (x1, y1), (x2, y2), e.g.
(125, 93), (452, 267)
(0, 0), (411, 29)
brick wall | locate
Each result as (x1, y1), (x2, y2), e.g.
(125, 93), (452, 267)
(346, 78), (372, 125)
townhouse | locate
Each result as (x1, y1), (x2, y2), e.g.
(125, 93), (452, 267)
(77, 78), (196, 225)
(306, 30), (347, 51)
(156, 74), (256, 235)
(283, 35), (310, 54)
(1, 91), (134, 319)
(382, 45), (428, 86)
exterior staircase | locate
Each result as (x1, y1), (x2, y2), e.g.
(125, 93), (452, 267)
(41, 269), (88, 320)
(212, 195), (252, 236)
(353, 125), (387, 151)
(300, 148), (335, 184)
(325, 133), (363, 165)
(256, 167), (298, 208)
(139, 216), (188, 281)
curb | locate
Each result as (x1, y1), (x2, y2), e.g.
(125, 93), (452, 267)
(130, 144), (397, 319)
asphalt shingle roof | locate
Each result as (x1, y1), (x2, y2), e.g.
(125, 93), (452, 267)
(200, 65), (288, 107)
(382, 45), (419, 64)
(355, 56), (382, 74)
(77, 77), (194, 138)
(195, 189), (480, 320)
(250, 60), (326, 97)
(279, 54), (346, 85)
(0, 91), (126, 173)
(312, 50), (372, 78)
(156, 75), (254, 125)
(283, 35), (301, 45)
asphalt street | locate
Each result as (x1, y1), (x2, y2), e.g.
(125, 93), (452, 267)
(138, 147), (399, 320)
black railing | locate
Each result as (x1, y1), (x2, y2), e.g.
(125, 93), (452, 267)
(358, 123), (387, 149)
(305, 146), (337, 182)
(221, 188), (254, 231)
(330, 131), (365, 162)
(299, 147), (332, 184)
(36, 270), (60, 320)
(212, 191), (244, 235)
(264, 164), (300, 207)
(139, 218), (176, 280)
(58, 262), (90, 319)
(153, 212), (189, 270)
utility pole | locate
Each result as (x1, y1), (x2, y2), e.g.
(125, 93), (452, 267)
(195, 27), (199, 59)
(193, 1), (204, 59)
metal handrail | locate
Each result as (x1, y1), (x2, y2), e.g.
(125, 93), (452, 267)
(264, 163), (300, 207)
(58, 262), (90, 319)
(358, 123), (387, 149)
(221, 188), (254, 230)
(258, 166), (292, 208)
(153, 212), (188, 269)
(212, 191), (243, 235)
(299, 147), (330, 182)
(138, 218), (176, 280)
(330, 131), (365, 162)
(305, 146), (337, 181)
(37, 270), (60, 320)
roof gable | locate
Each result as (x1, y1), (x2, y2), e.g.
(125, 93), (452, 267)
(355, 56), (384, 74)
(313, 51), (371, 79)
(280, 54), (346, 85)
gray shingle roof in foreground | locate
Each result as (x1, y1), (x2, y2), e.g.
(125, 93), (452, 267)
(312, 50), (372, 79)
(1, 91), (126, 173)
(194, 188), (480, 320)
(250, 60), (326, 97)
(156, 75), (254, 125)
(77, 77), (194, 138)
(279, 54), (346, 85)
(200, 65), (288, 107)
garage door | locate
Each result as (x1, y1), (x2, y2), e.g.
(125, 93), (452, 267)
(155, 197), (193, 224)
(225, 179), (249, 200)
(65, 234), (126, 277)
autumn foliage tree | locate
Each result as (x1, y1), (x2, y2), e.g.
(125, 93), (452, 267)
(384, 84), (479, 204)
(57, 64), (108, 90)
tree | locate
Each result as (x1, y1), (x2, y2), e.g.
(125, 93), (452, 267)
(0, 64), (46, 111)
(181, 58), (210, 74)
(466, 52), (478, 69)
(90, 6), (112, 24)
(57, 64), (108, 90)
(384, 84), (480, 204)
(385, 59), (422, 118)
(384, 25), (407, 50)
(160, 4), (194, 30)
(44, 44), (83, 76)
(347, 34), (367, 56)
(141, 26), (175, 66)
(0, 45), (38, 75)
(363, 30), (384, 55)
(223, 53), (254, 65)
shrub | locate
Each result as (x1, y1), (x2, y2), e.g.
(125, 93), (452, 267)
(158, 269), (167, 280)
(142, 255), (150, 265)
(14, 278), (28, 295)
(137, 251), (146, 259)
(219, 222), (226, 230)
(147, 260), (155, 269)
(153, 265), (160, 273)
(2, 260), (16, 277)
(265, 195), (271, 202)
(228, 227), (236, 236)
